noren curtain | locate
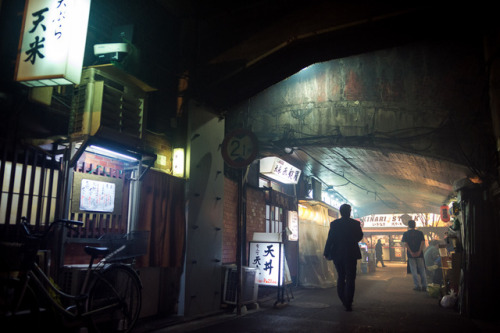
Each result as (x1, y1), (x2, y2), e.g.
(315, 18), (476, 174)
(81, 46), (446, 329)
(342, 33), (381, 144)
(136, 169), (186, 268)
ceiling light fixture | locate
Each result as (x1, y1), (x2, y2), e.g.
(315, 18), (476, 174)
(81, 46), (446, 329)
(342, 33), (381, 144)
(87, 145), (138, 162)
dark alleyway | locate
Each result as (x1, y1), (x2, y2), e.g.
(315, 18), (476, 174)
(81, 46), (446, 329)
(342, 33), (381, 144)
(134, 262), (499, 333)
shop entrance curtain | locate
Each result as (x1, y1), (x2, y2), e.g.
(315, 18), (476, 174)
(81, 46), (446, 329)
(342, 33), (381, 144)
(136, 169), (186, 268)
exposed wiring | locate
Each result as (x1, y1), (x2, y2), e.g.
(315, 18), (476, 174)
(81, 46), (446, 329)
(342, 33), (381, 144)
(294, 147), (398, 211)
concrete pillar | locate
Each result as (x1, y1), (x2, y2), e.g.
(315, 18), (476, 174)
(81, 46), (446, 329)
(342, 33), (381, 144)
(178, 101), (225, 317)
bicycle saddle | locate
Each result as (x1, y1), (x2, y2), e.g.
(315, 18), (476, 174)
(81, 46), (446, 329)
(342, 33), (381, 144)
(84, 246), (109, 257)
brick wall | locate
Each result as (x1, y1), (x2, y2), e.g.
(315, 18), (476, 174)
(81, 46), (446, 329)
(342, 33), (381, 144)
(143, 131), (173, 173)
(78, 152), (127, 175)
(222, 177), (266, 264)
(223, 178), (238, 263)
(245, 186), (266, 254)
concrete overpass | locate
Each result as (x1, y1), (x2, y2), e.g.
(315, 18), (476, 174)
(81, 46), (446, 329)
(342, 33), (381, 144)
(167, 1), (498, 217)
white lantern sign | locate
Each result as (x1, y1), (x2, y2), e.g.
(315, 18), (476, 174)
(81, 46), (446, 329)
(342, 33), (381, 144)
(14, 0), (91, 87)
(260, 156), (301, 184)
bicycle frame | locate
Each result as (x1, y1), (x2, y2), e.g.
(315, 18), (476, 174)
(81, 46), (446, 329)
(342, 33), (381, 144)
(15, 262), (82, 318)
(2, 218), (143, 332)
(14, 260), (124, 321)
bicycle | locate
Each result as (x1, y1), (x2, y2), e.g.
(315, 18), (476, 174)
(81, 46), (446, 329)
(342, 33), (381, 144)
(0, 217), (144, 332)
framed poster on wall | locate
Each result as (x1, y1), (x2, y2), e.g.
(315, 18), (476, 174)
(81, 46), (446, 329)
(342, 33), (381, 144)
(71, 172), (123, 214)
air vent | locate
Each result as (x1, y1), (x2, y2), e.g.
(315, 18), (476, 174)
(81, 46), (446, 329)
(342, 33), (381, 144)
(69, 67), (146, 140)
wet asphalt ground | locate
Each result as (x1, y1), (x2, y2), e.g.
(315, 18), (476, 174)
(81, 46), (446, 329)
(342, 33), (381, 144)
(134, 262), (499, 333)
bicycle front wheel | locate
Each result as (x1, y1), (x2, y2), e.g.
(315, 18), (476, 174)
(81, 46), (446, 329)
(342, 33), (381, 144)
(86, 265), (142, 333)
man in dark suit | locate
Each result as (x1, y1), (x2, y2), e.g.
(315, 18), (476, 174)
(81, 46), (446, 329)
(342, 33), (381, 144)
(324, 204), (364, 311)
(375, 239), (386, 267)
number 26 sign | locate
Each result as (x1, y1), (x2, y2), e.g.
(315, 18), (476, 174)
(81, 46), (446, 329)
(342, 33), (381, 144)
(221, 129), (258, 168)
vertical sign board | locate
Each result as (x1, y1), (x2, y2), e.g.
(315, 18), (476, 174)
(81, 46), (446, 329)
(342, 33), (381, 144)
(15, 0), (91, 87)
(248, 242), (284, 286)
(287, 211), (299, 241)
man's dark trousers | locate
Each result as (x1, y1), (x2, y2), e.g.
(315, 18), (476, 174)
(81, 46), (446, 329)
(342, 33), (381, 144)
(333, 256), (358, 307)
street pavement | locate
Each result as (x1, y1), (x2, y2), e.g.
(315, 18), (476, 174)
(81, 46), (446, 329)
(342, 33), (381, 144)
(134, 262), (499, 333)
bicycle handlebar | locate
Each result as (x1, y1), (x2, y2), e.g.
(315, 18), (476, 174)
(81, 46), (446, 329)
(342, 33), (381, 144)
(20, 217), (84, 237)
(57, 218), (84, 227)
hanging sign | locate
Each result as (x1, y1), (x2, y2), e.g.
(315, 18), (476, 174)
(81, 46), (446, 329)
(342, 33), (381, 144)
(260, 156), (301, 184)
(14, 0), (91, 87)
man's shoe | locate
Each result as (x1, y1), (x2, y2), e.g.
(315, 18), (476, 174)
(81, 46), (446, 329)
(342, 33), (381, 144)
(345, 304), (352, 312)
(413, 287), (420, 291)
(420, 286), (427, 292)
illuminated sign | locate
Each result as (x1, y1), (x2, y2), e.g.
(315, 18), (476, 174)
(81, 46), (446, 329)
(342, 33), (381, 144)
(14, 0), (91, 87)
(172, 148), (185, 177)
(248, 242), (284, 286)
(361, 213), (444, 228)
(260, 156), (301, 184)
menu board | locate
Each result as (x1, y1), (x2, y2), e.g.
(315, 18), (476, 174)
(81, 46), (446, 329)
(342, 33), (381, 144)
(79, 179), (115, 212)
(71, 172), (123, 214)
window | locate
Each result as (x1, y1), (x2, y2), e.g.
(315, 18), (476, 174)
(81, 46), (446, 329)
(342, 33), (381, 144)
(266, 205), (283, 234)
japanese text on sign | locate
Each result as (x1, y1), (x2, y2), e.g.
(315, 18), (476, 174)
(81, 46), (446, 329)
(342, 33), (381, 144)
(248, 242), (284, 286)
(80, 179), (115, 213)
(15, 0), (91, 86)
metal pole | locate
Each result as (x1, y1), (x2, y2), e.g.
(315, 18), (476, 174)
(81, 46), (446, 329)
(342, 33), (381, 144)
(236, 168), (243, 315)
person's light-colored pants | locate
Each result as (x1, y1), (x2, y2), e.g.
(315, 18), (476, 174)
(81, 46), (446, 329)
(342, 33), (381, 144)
(408, 257), (427, 289)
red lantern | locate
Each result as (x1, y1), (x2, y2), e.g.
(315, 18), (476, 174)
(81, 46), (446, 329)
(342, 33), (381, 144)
(440, 205), (450, 222)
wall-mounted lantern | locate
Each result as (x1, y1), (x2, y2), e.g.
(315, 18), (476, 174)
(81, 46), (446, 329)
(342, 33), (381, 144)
(14, 0), (91, 87)
(173, 148), (185, 178)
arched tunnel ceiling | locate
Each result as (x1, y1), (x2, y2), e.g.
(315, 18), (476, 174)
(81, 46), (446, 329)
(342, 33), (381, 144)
(289, 147), (471, 216)
(226, 42), (492, 217)
(160, 1), (497, 217)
